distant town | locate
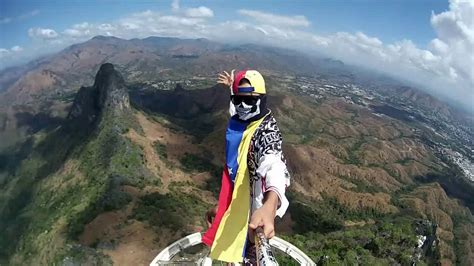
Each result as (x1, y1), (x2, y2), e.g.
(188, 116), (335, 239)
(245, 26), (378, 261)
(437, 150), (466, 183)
(280, 74), (474, 183)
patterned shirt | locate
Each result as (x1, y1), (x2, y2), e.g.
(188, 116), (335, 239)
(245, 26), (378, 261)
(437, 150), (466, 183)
(247, 112), (290, 217)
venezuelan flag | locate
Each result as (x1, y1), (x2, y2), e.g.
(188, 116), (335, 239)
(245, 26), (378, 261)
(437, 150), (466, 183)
(202, 114), (267, 263)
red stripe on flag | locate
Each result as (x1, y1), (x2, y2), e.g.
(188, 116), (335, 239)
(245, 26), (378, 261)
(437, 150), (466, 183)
(202, 167), (234, 246)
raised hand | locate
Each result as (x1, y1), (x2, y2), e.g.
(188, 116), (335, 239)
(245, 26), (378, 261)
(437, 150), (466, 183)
(217, 69), (235, 87)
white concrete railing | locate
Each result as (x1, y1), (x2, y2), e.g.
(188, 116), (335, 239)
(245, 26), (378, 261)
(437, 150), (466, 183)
(150, 232), (316, 266)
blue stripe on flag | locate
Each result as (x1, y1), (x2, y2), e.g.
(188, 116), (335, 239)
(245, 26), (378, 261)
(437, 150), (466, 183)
(225, 117), (249, 182)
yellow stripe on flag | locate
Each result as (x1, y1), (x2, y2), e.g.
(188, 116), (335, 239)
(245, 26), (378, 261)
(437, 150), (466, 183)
(210, 115), (267, 263)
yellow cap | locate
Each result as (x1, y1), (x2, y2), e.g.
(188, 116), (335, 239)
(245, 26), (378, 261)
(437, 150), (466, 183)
(232, 70), (266, 95)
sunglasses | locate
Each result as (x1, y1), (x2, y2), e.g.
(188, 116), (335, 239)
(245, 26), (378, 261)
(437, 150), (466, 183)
(231, 95), (260, 105)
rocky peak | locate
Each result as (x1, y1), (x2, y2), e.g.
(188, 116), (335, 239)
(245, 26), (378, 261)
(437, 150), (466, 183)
(94, 63), (130, 112)
(68, 63), (130, 122)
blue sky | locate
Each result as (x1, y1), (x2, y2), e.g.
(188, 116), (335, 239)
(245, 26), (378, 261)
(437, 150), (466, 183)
(0, 0), (472, 110)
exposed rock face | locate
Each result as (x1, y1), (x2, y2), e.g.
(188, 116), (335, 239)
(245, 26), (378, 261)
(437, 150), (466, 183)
(68, 63), (130, 122)
(94, 63), (130, 114)
(67, 86), (99, 123)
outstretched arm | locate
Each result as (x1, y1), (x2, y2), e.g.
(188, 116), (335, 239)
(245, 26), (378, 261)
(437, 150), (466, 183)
(256, 118), (291, 218)
(249, 118), (291, 239)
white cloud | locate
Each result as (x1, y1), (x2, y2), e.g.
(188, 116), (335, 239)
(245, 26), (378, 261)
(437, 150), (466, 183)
(18, 10), (40, 20)
(72, 22), (91, 29)
(28, 27), (59, 39)
(0, 48), (10, 58)
(11, 46), (23, 52)
(184, 6), (214, 18)
(0, 10), (39, 24)
(63, 28), (86, 37)
(170, 1), (213, 18)
(222, 3), (473, 109)
(238, 9), (310, 27)
(111, 10), (208, 39)
(98, 23), (115, 31)
(158, 16), (205, 26)
(63, 22), (95, 38)
(0, 46), (24, 65)
(171, 0), (180, 11)
(429, 0), (474, 87)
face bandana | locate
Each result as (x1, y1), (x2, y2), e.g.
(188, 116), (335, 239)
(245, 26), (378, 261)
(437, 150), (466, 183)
(234, 99), (261, 121)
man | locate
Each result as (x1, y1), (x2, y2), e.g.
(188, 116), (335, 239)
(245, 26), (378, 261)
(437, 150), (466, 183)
(203, 69), (290, 264)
